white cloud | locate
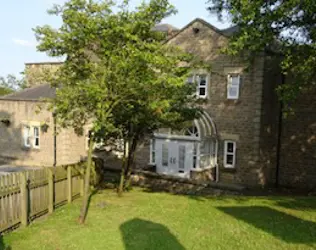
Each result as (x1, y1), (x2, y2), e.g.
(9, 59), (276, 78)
(12, 39), (37, 47)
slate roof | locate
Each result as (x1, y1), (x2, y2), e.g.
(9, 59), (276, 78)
(152, 24), (179, 32)
(221, 25), (240, 37)
(164, 18), (239, 43)
(0, 84), (56, 101)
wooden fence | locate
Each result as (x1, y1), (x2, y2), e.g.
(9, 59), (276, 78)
(0, 165), (84, 233)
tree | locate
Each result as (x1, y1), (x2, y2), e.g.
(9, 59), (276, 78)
(34, 0), (199, 222)
(0, 86), (13, 96)
(111, 68), (201, 195)
(0, 74), (25, 96)
(207, 0), (316, 107)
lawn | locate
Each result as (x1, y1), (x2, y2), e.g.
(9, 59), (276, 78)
(1, 188), (316, 250)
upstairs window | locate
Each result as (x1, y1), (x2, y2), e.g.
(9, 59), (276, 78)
(227, 75), (240, 99)
(187, 74), (209, 99)
(196, 75), (208, 98)
(224, 141), (236, 168)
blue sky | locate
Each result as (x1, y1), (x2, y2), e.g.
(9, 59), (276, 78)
(0, 0), (229, 78)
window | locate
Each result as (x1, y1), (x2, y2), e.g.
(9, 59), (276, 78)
(227, 75), (240, 99)
(185, 126), (199, 137)
(178, 145), (186, 173)
(192, 142), (198, 169)
(224, 141), (236, 168)
(23, 125), (40, 149)
(162, 143), (169, 167)
(33, 126), (40, 148)
(197, 75), (208, 98)
(150, 139), (156, 164)
(23, 125), (31, 148)
(187, 74), (209, 98)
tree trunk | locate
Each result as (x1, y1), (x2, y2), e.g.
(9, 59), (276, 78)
(78, 136), (94, 224)
(124, 138), (138, 190)
(117, 140), (128, 196)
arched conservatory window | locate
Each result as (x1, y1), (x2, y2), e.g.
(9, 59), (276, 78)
(185, 126), (199, 137)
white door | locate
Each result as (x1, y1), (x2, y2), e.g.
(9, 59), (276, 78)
(156, 139), (193, 178)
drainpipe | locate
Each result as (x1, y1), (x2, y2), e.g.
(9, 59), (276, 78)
(275, 73), (285, 188)
(53, 111), (57, 168)
(215, 139), (219, 182)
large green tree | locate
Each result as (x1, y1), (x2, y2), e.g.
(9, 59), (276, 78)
(34, 0), (200, 221)
(208, 0), (316, 106)
(111, 69), (201, 195)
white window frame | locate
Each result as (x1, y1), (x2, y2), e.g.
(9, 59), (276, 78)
(192, 142), (200, 169)
(227, 74), (240, 99)
(224, 140), (236, 168)
(196, 74), (208, 99)
(149, 139), (156, 164)
(187, 74), (210, 99)
(22, 124), (40, 149)
(33, 126), (40, 149)
(23, 125), (31, 148)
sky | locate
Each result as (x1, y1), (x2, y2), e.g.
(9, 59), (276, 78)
(0, 0), (230, 78)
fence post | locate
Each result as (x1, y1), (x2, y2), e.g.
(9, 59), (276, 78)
(67, 166), (72, 203)
(48, 168), (54, 214)
(20, 172), (28, 227)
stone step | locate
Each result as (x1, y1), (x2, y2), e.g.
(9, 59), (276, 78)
(207, 181), (246, 192)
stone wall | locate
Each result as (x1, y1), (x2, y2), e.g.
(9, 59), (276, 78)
(258, 55), (282, 187)
(130, 170), (242, 195)
(0, 100), (87, 167)
(24, 62), (63, 87)
(279, 88), (316, 189)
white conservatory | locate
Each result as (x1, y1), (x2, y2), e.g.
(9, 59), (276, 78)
(150, 111), (218, 180)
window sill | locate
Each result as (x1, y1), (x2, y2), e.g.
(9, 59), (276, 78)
(222, 167), (237, 173)
(21, 146), (31, 151)
(224, 99), (241, 105)
(191, 167), (214, 172)
(21, 146), (40, 151)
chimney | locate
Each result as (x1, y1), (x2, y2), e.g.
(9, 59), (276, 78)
(24, 62), (63, 88)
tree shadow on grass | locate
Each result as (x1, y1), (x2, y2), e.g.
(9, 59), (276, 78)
(120, 218), (185, 250)
(275, 198), (316, 211)
(217, 206), (316, 245)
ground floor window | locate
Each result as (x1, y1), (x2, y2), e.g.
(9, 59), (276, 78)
(23, 125), (31, 148)
(224, 140), (236, 168)
(150, 139), (156, 164)
(33, 126), (40, 148)
(193, 142), (198, 168)
(23, 124), (40, 149)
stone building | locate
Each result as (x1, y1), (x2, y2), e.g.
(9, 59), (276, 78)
(134, 18), (315, 189)
(0, 18), (315, 189)
(0, 84), (87, 167)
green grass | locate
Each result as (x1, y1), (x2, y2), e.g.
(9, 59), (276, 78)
(2, 188), (316, 250)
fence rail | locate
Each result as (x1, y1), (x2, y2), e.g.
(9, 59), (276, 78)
(0, 165), (84, 233)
